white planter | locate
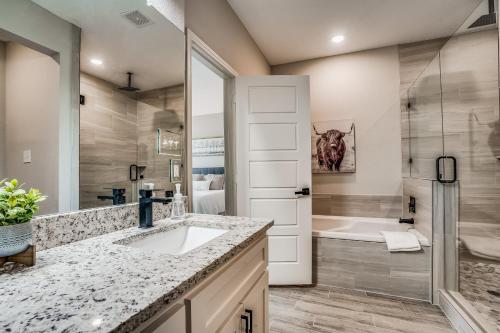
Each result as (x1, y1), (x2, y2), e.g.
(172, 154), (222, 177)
(0, 222), (32, 257)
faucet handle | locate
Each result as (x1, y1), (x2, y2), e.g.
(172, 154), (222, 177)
(139, 189), (153, 198)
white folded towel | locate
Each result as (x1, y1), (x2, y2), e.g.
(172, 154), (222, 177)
(380, 231), (421, 252)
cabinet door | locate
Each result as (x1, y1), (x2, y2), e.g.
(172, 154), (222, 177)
(241, 272), (269, 333)
(217, 304), (243, 333)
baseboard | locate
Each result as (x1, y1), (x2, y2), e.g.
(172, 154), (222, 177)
(438, 290), (490, 333)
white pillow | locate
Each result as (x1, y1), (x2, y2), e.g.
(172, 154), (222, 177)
(193, 180), (211, 191)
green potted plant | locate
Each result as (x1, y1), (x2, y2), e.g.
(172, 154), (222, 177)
(0, 179), (46, 257)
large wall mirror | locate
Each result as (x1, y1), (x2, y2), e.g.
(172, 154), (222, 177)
(0, 0), (185, 215)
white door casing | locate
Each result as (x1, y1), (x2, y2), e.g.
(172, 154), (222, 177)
(236, 75), (312, 285)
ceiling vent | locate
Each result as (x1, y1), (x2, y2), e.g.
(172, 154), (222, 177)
(122, 10), (153, 28)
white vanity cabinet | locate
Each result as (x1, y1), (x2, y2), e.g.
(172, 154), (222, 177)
(136, 235), (269, 333)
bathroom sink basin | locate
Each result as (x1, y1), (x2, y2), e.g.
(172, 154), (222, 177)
(126, 226), (228, 255)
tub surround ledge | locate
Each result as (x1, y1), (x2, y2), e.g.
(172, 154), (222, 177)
(0, 214), (273, 333)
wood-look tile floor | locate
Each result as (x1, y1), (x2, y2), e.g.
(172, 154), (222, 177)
(269, 285), (456, 333)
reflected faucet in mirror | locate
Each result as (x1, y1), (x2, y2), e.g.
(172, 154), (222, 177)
(97, 188), (126, 206)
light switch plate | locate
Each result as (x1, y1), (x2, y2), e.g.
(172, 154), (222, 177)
(23, 150), (31, 163)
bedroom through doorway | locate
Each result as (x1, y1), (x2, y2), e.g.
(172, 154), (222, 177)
(189, 41), (237, 216)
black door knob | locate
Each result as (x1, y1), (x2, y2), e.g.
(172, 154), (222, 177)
(295, 188), (310, 196)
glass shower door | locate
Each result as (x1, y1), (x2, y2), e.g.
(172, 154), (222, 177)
(440, 26), (500, 330)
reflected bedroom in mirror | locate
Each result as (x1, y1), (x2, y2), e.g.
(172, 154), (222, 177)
(191, 53), (226, 215)
(0, 0), (186, 215)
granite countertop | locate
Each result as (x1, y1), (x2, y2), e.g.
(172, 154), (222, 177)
(0, 214), (273, 333)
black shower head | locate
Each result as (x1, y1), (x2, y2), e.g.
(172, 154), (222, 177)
(468, 0), (496, 28)
(118, 72), (140, 92)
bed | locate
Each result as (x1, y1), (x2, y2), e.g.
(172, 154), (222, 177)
(192, 167), (225, 215)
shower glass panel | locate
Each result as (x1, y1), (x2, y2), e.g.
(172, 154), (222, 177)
(407, 56), (444, 179)
(407, 5), (500, 330)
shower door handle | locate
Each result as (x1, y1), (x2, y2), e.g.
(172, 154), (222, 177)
(436, 156), (457, 183)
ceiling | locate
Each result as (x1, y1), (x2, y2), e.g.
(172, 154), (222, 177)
(32, 0), (184, 91)
(227, 0), (483, 65)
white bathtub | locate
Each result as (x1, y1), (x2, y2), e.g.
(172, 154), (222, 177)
(312, 215), (429, 246)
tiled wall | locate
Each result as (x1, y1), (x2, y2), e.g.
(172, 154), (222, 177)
(440, 29), (500, 230)
(80, 73), (139, 208)
(399, 38), (448, 178)
(399, 29), (500, 237)
(312, 194), (401, 218)
(137, 85), (185, 193)
(402, 178), (433, 241)
(313, 237), (431, 300)
(80, 73), (185, 209)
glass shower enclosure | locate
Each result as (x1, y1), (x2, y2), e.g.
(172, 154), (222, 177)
(404, 7), (500, 331)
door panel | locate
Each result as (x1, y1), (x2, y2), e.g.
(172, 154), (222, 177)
(236, 75), (312, 285)
(249, 123), (297, 150)
(248, 86), (297, 113)
(250, 199), (297, 226)
(268, 236), (298, 262)
(249, 161), (298, 188)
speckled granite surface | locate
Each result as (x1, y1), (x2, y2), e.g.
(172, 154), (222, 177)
(0, 214), (273, 333)
(32, 198), (188, 251)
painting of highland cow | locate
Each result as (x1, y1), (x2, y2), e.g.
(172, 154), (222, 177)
(312, 120), (356, 173)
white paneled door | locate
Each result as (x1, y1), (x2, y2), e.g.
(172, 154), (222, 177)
(236, 75), (312, 285)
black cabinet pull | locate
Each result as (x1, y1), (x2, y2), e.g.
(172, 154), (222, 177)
(241, 314), (249, 333)
(295, 187), (310, 196)
(436, 156), (457, 183)
(245, 309), (253, 333)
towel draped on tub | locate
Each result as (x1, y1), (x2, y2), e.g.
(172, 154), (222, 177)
(380, 230), (421, 252)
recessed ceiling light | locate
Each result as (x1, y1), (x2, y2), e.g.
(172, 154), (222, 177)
(90, 58), (103, 65)
(331, 35), (345, 43)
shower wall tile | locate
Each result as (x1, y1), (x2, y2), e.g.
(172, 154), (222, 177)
(137, 84), (185, 193)
(402, 177), (433, 242)
(79, 73), (185, 210)
(440, 29), (500, 229)
(398, 37), (448, 98)
(312, 194), (402, 218)
(79, 73), (138, 209)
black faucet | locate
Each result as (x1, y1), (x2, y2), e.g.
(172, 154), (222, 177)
(139, 189), (172, 228)
(97, 188), (126, 205)
(399, 218), (415, 224)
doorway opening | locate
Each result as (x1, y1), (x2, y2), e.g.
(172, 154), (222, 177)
(186, 30), (238, 215)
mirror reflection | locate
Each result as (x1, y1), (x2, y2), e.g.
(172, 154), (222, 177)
(1, 0), (185, 214)
(191, 53), (226, 215)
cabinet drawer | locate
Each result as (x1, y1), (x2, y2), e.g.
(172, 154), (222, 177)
(186, 236), (267, 333)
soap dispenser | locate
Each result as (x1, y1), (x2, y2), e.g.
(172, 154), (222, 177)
(170, 183), (185, 219)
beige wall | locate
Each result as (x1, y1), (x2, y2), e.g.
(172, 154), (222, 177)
(0, 42), (5, 177)
(272, 46), (403, 198)
(185, 0), (270, 75)
(0, 0), (80, 212)
(4, 42), (60, 214)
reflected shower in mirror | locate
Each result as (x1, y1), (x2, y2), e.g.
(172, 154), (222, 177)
(32, 1), (185, 210)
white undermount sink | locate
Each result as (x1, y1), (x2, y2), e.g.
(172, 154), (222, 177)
(126, 226), (228, 255)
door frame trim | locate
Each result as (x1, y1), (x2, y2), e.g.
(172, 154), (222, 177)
(185, 29), (239, 214)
